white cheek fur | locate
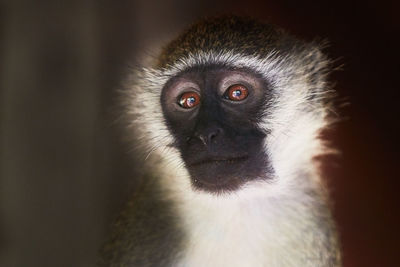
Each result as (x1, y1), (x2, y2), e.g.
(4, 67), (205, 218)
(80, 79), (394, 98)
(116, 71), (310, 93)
(126, 49), (337, 267)
(128, 49), (331, 186)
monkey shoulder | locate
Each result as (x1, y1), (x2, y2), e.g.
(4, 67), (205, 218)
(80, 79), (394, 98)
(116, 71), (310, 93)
(97, 177), (184, 267)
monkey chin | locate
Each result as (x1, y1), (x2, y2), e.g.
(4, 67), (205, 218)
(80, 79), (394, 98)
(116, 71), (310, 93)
(187, 157), (266, 194)
(191, 175), (243, 194)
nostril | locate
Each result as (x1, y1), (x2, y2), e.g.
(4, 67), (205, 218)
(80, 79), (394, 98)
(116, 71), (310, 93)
(208, 132), (217, 141)
(208, 128), (222, 142)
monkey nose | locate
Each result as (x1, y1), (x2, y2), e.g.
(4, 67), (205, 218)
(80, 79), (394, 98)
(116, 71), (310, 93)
(197, 127), (223, 146)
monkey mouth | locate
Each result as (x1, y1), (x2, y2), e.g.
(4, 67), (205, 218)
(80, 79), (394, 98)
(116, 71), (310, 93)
(189, 155), (249, 167)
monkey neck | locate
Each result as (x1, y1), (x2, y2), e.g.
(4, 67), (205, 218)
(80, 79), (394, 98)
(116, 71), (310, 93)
(156, 163), (337, 266)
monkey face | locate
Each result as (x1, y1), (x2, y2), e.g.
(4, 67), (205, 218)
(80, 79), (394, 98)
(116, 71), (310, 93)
(161, 66), (272, 193)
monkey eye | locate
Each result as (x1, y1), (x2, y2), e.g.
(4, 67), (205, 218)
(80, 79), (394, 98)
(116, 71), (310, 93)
(224, 84), (249, 101)
(178, 92), (201, 109)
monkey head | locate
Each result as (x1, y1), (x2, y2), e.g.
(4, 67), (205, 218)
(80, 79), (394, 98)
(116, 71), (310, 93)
(128, 16), (332, 195)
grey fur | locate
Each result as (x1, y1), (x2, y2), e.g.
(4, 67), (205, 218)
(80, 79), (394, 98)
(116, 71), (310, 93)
(98, 16), (341, 267)
(97, 174), (184, 266)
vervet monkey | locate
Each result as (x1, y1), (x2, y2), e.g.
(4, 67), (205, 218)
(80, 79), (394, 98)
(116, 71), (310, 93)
(98, 15), (341, 267)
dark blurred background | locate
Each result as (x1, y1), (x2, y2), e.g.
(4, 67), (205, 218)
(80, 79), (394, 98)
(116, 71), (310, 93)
(0, 0), (398, 266)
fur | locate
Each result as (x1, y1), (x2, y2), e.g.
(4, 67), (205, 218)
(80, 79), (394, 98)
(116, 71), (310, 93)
(99, 16), (341, 267)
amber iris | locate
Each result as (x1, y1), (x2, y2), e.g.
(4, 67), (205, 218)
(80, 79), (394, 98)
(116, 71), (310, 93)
(179, 92), (200, 108)
(225, 84), (249, 101)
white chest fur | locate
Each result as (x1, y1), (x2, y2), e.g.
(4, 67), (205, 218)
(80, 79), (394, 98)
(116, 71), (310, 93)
(172, 182), (325, 267)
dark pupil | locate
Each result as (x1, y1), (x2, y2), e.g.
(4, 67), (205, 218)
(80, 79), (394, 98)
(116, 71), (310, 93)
(187, 97), (196, 104)
(232, 90), (241, 97)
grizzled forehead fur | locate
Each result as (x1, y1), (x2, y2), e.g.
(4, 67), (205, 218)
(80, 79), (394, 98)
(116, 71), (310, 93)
(126, 15), (334, 187)
(157, 16), (304, 68)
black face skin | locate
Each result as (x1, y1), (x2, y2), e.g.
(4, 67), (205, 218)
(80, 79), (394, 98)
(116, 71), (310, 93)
(161, 65), (272, 194)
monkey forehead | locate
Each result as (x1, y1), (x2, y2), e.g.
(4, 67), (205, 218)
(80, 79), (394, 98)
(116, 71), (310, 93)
(143, 51), (289, 91)
(156, 15), (290, 68)
(145, 15), (330, 92)
(165, 66), (264, 90)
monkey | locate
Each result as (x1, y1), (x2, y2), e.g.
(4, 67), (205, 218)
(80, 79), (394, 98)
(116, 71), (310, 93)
(98, 15), (341, 267)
